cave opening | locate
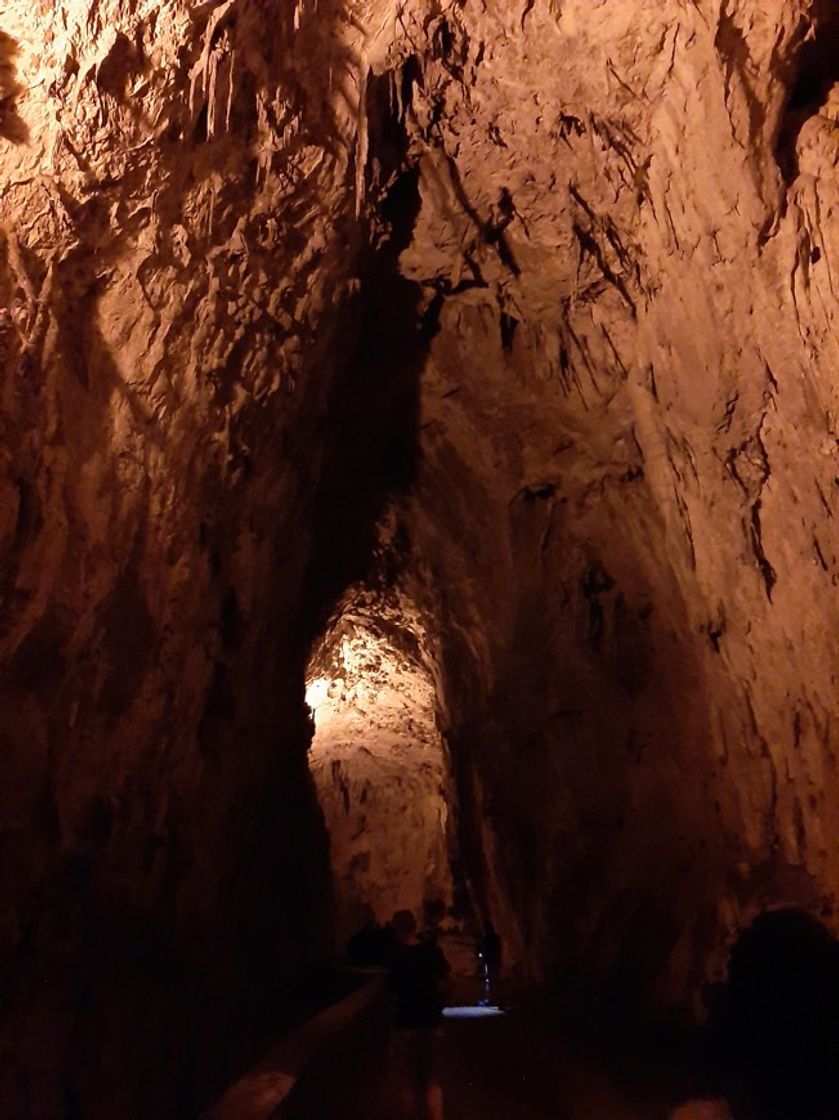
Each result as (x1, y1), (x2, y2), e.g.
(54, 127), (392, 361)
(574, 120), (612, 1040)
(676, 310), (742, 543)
(304, 584), (456, 950)
(776, 0), (839, 181)
(786, 4), (839, 114)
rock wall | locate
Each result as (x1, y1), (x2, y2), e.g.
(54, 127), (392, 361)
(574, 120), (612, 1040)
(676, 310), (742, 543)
(3, 0), (839, 1112)
(0, 2), (379, 1115)
(385, 0), (839, 1007)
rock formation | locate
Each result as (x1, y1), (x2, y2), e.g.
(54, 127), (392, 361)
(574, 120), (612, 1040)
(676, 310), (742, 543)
(2, 0), (839, 1114)
(306, 577), (452, 946)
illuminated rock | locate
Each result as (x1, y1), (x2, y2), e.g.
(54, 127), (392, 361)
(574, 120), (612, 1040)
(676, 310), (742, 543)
(306, 584), (452, 945)
(2, 0), (839, 1113)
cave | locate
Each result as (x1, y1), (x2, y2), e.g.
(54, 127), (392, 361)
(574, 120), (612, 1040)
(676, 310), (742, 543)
(304, 578), (454, 947)
(2, 2), (839, 1118)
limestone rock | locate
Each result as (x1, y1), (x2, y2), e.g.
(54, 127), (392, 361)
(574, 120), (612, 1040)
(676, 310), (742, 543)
(3, 0), (839, 1113)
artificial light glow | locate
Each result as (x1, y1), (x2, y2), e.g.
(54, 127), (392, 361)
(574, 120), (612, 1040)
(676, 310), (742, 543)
(442, 1005), (505, 1019)
(304, 601), (453, 941)
(305, 676), (330, 711)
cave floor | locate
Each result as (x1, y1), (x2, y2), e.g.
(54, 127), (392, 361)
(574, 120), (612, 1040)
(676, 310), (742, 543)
(291, 973), (710, 1120)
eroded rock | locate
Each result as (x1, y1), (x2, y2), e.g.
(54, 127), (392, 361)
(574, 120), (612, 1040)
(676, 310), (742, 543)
(2, 0), (839, 1113)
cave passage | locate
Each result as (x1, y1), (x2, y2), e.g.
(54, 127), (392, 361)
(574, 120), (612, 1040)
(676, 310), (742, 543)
(4, 2), (839, 1119)
(304, 593), (455, 949)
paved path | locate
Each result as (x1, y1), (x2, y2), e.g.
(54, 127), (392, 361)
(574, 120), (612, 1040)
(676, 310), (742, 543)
(279, 935), (719, 1120)
(287, 981), (672, 1120)
(438, 1001), (643, 1120)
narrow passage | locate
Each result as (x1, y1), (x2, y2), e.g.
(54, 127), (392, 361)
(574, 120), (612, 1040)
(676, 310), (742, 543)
(286, 957), (707, 1120)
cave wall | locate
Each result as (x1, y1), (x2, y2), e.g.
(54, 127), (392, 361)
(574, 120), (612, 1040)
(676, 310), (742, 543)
(384, 0), (839, 1007)
(3, 0), (839, 1111)
(0, 2), (379, 1115)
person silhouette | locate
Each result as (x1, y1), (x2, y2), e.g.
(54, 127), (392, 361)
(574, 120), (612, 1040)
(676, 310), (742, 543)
(477, 920), (501, 1007)
(388, 909), (451, 1120)
(709, 908), (839, 1120)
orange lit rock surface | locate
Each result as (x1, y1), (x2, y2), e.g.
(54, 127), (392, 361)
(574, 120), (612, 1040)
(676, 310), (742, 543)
(0, 3), (366, 1114)
(306, 586), (452, 945)
(2, 0), (839, 1113)
(391, 0), (839, 1006)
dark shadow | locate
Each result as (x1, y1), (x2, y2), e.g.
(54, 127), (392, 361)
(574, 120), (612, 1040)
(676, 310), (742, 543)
(0, 31), (29, 144)
(300, 66), (437, 647)
(775, 3), (839, 182)
(0, 27), (435, 1120)
(708, 908), (839, 1119)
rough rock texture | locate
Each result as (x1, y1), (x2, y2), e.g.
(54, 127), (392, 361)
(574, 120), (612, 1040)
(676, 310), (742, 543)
(3, 0), (839, 1114)
(0, 2), (376, 1115)
(307, 0), (839, 1002)
(306, 582), (452, 945)
(386, 0), (839, 1006)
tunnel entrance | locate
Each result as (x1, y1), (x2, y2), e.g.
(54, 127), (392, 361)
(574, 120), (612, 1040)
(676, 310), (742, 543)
(776, 1), (839, 181)
(305, 587), (454, 949)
